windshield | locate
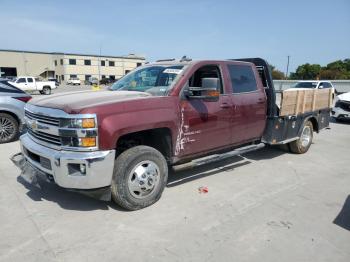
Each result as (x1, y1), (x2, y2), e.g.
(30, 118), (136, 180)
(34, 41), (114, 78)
(110, 65), (185, 96)
(294, 82), (318, 88)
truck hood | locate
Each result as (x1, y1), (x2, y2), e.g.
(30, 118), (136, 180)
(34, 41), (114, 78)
(30, 90), (152, 113)
(337, 92), (350, 102)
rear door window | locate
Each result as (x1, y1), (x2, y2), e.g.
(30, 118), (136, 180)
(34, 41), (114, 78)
(227, 64), (257, 93)
(27, 78), (34, 83)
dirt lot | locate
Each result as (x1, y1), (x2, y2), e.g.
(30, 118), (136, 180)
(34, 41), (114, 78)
(0, 116), (349, 261)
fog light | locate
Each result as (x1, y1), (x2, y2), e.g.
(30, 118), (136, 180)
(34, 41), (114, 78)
(80, 164), (86, 174)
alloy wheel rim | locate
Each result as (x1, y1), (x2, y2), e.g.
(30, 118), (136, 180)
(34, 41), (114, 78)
(0, 117), (15, 141)
(301, 126), (311, 147)
(127, 160), (160, 199)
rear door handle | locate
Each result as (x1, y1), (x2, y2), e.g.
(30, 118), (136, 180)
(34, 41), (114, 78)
(257, 98), (264, 104)
(220, 103), (230, 109)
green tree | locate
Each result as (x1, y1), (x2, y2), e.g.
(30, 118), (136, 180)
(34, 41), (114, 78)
(269, 65), (285, 80)
(290, 63), (321, 80)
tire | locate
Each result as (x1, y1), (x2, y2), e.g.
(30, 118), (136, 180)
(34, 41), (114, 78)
(42, 86), (51, 95)
(111, 145), (168, 210)
(289, 120), (313, 154)
(0, 113), (19, 144)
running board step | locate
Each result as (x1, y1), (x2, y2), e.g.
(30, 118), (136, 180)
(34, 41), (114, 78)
(174, 143), (265, 170)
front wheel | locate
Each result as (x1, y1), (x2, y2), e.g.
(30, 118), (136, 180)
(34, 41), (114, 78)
(111, 145), (168, 210)
(42, 86), (51, 95)
(289, 120), (313, 154)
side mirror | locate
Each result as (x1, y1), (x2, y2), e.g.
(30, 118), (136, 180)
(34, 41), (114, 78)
(185, 78), (220, 102)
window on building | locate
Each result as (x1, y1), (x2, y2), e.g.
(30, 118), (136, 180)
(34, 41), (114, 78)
(61, 75), (64, 81)
(102, 75), (106, 79)
(54, 60), (57, 66)
(125, 70), (130, 75)
(101, 60), (105, 66)
(227, 64), (257, 93)
(60, 59), (63, 65)
(70, 74), (77, 79)
(69, 59), (76, 65)
(110, 75), (115, 80)
(109, 61), (115, 67)
(137, 62), (142, 67)
(85, 75), (91, 81)
(84, 60), (91, 66)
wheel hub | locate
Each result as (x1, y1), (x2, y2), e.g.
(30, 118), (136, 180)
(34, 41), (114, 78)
(301, 126), (311, 147)
(0, 117), (15, 141)
(128, 160), (160, 199)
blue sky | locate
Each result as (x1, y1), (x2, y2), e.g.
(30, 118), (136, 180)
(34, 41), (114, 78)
(0, 0), (349, 72)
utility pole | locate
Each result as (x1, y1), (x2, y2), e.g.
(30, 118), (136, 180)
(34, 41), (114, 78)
(98, 45), (102, 86)
(285, 55), (290, 79)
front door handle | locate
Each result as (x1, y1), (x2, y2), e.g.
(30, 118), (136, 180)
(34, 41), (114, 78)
(220, 103), (230, 109)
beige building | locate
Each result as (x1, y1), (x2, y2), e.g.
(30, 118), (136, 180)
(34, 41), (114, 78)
(0, 49), (145, 82)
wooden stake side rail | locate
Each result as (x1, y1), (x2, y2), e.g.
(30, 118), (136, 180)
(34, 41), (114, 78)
(280, 89), (333, 116)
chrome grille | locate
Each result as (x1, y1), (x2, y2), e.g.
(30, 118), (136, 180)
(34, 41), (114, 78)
(28, 129), (61, 146)
(25, 110), (60, 126)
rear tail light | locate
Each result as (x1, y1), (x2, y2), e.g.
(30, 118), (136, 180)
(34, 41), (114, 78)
(13, 96), (32, 103)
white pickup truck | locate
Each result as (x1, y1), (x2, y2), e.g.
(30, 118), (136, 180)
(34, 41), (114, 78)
(9, 76), (56, 95)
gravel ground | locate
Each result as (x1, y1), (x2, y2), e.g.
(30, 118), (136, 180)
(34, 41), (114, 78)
(0, 116), (349, 261)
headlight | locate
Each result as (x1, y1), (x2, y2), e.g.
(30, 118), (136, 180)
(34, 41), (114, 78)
(60, 118), (96, 128)
(59, 117), (98, 149)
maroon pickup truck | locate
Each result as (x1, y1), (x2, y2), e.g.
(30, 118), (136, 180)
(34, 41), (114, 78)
(11, 58), (331, 210)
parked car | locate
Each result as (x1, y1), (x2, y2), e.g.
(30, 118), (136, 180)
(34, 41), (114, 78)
(0, 79), (31, 143)
(99, 78), (115, 85)
(9, 76), (56, 95)
(86, 77), (98, 85)
(67, 77), (81, 85)
(48, 77), (59, 87)
(289, 80), (336, 97)
(332, 92), (350, 121)
(11, 58), (331, 210)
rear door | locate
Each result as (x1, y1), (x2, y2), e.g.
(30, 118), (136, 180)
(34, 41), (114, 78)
(26, 77), (36, 90)
(225, 62), (266, 144)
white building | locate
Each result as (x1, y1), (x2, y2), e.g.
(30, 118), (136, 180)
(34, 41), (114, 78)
(0, 49), (146, 82)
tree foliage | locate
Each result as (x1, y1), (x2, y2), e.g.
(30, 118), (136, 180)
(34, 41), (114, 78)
(269, 65), (285, 80)
(289, 59), (350, 80)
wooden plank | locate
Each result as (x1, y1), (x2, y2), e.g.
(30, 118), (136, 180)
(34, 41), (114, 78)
(280, 88), (332, 116)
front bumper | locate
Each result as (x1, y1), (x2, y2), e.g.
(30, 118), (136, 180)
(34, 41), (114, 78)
(12, 133), (115, 190)
(331, 107), (350, 119)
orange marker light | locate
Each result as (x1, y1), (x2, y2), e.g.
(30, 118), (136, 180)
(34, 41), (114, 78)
(80, 137), (96, 147)
(82, 118), (95, 128)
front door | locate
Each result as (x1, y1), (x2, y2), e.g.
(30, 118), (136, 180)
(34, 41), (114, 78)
(175, 64), (232, 157)
(14, 77), (28, 91)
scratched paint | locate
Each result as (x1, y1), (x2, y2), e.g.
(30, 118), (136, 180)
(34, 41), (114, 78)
(175, 103), (201, 156)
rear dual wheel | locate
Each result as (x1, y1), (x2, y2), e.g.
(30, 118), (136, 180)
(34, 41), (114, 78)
(111, 146), (168, 210)
(289, 120), (313, 154)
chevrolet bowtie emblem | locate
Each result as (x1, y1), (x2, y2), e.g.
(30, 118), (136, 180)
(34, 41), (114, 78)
(30, 120), (38, 130)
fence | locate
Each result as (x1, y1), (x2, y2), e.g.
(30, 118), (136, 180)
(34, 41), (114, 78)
(273, 80), (350, 93)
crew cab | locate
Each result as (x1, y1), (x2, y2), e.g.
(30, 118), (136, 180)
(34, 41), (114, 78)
(10, 76), (56, 95)
(11, 58), (332, 210)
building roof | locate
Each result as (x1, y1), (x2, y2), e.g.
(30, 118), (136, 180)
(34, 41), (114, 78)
(0, 49), (145, 60)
